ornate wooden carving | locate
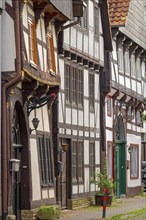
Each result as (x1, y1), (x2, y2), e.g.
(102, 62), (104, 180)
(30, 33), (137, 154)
(22, 81), (38, 103)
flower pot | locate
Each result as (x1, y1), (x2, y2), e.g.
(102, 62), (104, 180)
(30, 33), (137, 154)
(95, 194), (113, 206)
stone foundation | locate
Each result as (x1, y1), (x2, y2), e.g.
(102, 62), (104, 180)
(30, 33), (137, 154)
(21, 209), (37, 220)
(67, 196), (95, 210)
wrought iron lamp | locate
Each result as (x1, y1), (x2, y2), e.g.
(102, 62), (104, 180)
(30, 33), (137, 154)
(30, 117), (40, 134)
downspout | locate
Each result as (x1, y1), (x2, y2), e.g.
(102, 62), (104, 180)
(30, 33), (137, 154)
(1, 0), (21, 219)
(61, 17), (81, 31)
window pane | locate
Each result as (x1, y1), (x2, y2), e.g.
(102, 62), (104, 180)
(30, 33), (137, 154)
(94, 6), (99, 35)
(65, 64), (71, 103)
(89, 142), (95, 178)
(78, 69), (83, 106)
(124, 51), (130, 75)
(78, 142), (83, 181)
(28, 19), (37, 64)
(47, 34), (56, 73)
(118, 47), (124, 73)
(89, 73), (94, 108)
(107, 97), (111, 116)
(72, 67), (77, 104)
(72, 142), (77, 182)
(131, 54), (135, 77)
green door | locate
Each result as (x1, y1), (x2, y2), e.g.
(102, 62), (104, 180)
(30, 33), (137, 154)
(115, 142), (126, 197)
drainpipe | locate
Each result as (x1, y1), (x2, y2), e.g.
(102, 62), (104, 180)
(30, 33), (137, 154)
(1, 0), (21, 219)
(61, 17), (81, 31)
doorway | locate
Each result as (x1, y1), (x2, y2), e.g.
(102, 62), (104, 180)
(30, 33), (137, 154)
(114, 114), (126, 197)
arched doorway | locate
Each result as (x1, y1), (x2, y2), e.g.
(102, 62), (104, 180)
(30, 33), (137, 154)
(11, 101), (30, 219)
(114, 114), (126, 197)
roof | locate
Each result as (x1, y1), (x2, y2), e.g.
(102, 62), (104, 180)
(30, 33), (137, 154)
(108, 0), (130, 27)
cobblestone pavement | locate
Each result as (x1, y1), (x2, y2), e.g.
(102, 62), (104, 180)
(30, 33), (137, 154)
(60, 196), (146, 220)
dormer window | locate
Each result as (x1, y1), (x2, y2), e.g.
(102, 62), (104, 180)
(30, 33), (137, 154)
(28, 18), (37, 65)
(118, 46), (124, 73)
(47, 34), (56, 75)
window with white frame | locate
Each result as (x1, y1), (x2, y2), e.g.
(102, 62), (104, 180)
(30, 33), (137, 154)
(89, 142), (95, 179)
(124, 50), (130, 75)
(136, 57), (141, 79)
(94, 6), (99, 36)
(107, 142), (113, 178)
(131, 54), (136, 77)
(118, 47), (124, 73)
(130, 144), (139, 179)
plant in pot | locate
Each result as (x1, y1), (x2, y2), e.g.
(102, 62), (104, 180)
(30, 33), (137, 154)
(91, 167), (115, 206)
(37, 205), (61, 220)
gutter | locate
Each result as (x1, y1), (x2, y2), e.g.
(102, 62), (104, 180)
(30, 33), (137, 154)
(1, 0), (21, 219)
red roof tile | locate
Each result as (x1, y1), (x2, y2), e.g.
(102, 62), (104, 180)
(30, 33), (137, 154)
(108, 0), (130, 26)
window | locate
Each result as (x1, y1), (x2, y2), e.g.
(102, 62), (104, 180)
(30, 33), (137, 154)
(28, 18), (37, 65)
(136, 57), (141, 79)
(131, 54), (136, 77)
(94, 6), (99, 35)
(78, 69), (83, 106)
(65, 64), (71, 103)
(118, 47), (124, 73)
(124, 50), (130, 75)
(130, 144), (139, 179)
(89, 73), (94, 108)
(38, 136), (53, 186)
(107, 142), (113, 178)
(72, 141), (84, 182)
(47, 34), (56, 74)
(107, 97), (112, 116)
(89, 142), (95, 179)
(72, 67), (77, 104)
(80, 1), (88, 29)
(65, 64), (83, 106)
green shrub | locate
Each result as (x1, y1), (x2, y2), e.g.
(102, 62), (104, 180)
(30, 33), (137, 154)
(37, 205), (61, 220)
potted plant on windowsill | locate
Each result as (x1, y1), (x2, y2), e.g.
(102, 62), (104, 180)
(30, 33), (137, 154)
(37, 205), (61, 220)
(91, 166), (115, 206)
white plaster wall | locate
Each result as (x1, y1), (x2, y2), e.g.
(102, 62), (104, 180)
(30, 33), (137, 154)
(58, 92), (64, 123)
(99, 9), (103, 34)
(42, 105), (50, 132)
(99, 36), (104, 63)
(59, 59), (65, 90)
(79, 184), (84, 193)
(89, 29), (94, 57)
(95, 102), (99, 130)
(95, 141), (100, 164)
(106, 116), (113, 128)
(6, 0), (12, 6)
(112, 40), (117, 60)
(78, 110), (83, 126)
(88, 0), (94, 27)
(72, 130), (77, 136)
(28, 1), (34, 16)
(63, 25), (70, 46)
(127, 133), (141, 187)
(83, 34), (89, 54)
(70, 27), (76, 48)
(125, 77), (131, 89)
(94, 40), (99, 60)
(49, 189), (55, 198)
(79, 131), (83, 136)
(72, 109), (77, 125)
(77, 30), (83, 51)
(1, 11), (16, 71)
(111, 62), (118, 82)
(66, 107), (71, 124)
(84, 167), (89, 193)
(131, 80), (136, 92)
(66, 129), (71, 135)
(30, 138), (41, 200)
(95, 74), (100, 100)
(72, 185), (78, 194)
(119, 75), (124, 86)
(137, 82), (141, 95)
(90, 113), (94, 128)
(42, 189), (48, 199)
(106, 130), (113, 142)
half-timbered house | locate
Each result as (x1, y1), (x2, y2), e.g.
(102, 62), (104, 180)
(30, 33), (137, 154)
(105, 0), (146, 197)
(1, 0), (75, 219)
(57, 0), (112, 209)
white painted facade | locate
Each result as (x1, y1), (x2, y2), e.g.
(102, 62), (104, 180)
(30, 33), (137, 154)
(58, 0), (104, 205)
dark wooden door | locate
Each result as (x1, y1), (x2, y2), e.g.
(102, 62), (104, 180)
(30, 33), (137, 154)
(60, 151), (67, 208)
